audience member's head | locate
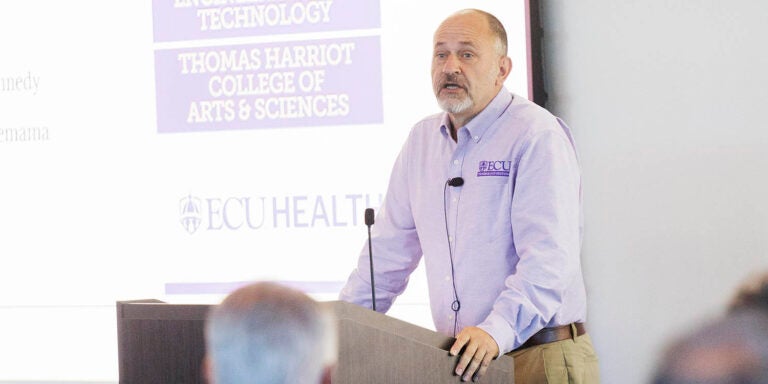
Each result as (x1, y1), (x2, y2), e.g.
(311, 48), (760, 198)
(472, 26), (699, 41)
(204, 281), (337, 384)
(652, 309), (768, 384)
(730, 271), (768, 313)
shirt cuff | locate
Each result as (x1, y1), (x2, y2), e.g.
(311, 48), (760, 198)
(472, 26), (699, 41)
(477, 312), (518, 356)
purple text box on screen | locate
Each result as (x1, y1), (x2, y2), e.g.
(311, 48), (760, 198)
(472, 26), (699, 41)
(154, 36), (383, 133)
(152, 0), (381, 42)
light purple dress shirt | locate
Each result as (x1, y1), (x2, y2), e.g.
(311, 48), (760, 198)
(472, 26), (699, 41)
(340, 88), (588, 354)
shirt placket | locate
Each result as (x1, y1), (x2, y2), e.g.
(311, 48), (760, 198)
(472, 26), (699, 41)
(447, 128), (471, 248)
(445, 128), (471, 328)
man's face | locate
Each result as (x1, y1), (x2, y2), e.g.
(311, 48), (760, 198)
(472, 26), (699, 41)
(431, 12), (510, 121)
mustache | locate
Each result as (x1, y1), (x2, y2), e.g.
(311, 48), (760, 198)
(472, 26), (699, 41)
(438, 74), (467, 89)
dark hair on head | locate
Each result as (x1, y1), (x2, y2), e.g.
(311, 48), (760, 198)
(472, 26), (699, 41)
(461, 9), (509, 56)
(730, 271), (768, 313)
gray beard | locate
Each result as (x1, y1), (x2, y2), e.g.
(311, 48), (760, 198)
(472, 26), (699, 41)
(438, 95), (473, 114)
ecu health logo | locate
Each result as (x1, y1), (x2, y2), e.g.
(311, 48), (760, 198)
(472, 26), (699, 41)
(179, 195), (203, 234)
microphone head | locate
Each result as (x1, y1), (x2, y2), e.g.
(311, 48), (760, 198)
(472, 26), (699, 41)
(364, 208), (375, 226)
(448, 177), (464, 187)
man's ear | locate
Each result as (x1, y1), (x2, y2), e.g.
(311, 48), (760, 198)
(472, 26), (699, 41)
(202, 354), (214, 384)
(321, 364), (336, 384)
(497, 56), (512, 85)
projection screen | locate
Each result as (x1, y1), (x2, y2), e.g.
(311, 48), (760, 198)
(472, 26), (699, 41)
(0, 1), (540, 381)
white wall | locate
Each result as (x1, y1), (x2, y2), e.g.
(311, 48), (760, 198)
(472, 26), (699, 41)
(540, 1), (768, 383)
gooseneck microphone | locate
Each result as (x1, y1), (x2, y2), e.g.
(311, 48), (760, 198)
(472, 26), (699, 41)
(364, 208), (376, 311)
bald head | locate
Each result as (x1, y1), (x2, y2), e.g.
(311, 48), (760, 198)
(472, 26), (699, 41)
(441, 9), (508, 57)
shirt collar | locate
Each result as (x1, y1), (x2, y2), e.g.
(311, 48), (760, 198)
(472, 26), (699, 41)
(439, 88), (513, 142)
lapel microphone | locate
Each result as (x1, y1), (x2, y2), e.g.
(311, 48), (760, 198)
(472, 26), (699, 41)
(447, 177), (464, 187)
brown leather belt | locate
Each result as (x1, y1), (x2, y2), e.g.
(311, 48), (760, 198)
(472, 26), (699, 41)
(517, 323), (587, 350)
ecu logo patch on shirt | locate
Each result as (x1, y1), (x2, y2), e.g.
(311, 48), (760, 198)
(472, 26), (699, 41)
(477, 160), (512, 177)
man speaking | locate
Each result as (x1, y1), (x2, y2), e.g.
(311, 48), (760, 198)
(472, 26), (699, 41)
(340, 8), (599, 383)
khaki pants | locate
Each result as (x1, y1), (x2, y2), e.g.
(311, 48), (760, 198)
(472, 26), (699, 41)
(507, 333), (600, 383)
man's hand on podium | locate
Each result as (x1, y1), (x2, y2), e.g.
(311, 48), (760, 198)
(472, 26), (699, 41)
(450, 326), (500, 382)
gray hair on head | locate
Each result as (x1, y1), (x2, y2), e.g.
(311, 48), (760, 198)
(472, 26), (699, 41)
(205, 281), (337, 384)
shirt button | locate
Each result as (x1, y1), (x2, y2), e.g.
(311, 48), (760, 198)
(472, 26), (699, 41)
(445, 275), (451, 281)
(453, 159), (459, 165)
(448, 314), (454, 320)
(473, 136), (479, 142)
(452, 197), (457, 202)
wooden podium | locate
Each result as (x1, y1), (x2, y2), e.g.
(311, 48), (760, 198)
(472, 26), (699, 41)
(117, 300), (514, 383)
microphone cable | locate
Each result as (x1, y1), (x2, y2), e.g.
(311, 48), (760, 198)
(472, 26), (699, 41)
(443, 179), (462, 337)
